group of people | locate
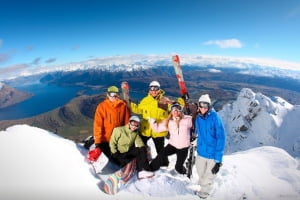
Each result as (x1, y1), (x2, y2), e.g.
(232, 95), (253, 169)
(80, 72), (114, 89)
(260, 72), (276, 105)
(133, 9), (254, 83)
(92, 81), (226, 199)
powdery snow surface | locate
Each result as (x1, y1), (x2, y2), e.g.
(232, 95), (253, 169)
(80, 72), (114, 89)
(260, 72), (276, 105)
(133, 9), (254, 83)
(0, 125), (299, 200)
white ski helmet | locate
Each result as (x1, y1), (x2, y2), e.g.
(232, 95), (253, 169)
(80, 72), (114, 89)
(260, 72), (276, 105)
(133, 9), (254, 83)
(198, 94), (211, 105)
(129, 115), (140, 123)
(149, 81), (160, 87)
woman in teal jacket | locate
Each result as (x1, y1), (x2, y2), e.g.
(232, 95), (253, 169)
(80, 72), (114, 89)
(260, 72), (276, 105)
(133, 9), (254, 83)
(194, 94), (226, 199)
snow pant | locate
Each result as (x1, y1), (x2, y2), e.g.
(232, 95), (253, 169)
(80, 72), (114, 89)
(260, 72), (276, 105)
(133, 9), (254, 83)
(112, 146), (151, 172)
(97, 142), (112, 159)
(195, 156), (217, 194)
(150, 144), (188, 174)
(97, 142), (123, 165)
(141, 135), (169, 165)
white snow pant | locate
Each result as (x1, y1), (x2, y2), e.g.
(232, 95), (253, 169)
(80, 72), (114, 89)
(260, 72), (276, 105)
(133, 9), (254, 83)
(195, 155), (217, 194)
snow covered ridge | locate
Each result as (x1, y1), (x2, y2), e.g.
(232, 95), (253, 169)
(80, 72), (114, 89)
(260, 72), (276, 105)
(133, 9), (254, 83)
(0, 82), (3, 90)
(0, 124), (299, 200)
(219, 88), (300, 157)
(1, 54), (300, 81)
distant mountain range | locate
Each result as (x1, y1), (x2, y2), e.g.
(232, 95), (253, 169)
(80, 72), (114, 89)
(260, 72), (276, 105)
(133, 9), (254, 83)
(0, 85), (299, 157)
(4, 65), (300, 106)
(0, 83), (32, 109)
(1, 54), (300, 81)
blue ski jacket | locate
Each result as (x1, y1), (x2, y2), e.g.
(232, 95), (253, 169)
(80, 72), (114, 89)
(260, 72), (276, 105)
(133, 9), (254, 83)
(195, 108), (226, 163)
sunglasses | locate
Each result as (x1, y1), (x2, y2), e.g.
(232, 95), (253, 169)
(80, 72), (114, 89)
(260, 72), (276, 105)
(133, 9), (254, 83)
(130, 121), (140, 128)
(149, 86), (160, 91)
(108, 92), (119, 98)
(199, 102), (209, 109)
(171, 105), (183, 112)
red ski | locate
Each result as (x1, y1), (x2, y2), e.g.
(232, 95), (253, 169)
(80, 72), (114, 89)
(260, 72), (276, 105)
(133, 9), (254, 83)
(172, 55), (188, 98)
(172, 55), (198, 179)
(121, 81), (130, 108)
(172, 55), (190, 114)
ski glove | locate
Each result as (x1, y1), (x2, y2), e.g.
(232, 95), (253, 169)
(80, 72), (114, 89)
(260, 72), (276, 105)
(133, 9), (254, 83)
(211, 162), (222, 174)
(87, 148), (102, 162)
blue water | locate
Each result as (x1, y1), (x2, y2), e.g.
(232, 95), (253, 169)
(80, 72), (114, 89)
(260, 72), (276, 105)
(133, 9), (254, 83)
(0, 84), (92, 120)
(0, 83), (146, 120)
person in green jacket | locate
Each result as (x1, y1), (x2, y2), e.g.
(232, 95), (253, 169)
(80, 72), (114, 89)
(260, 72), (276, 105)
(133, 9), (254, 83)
(130, 81), (174, 166)
(109, 115), (154, 179)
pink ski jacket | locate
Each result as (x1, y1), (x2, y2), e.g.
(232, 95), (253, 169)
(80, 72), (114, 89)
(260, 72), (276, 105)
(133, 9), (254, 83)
(150, 115), (192, 149)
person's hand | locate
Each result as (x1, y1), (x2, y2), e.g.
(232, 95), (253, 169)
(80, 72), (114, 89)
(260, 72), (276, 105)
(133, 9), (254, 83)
(148, 117), (156, 124)
(87, 148), (102, 162)
(112, 152), (118, 159)
(190, 134), (197, 145)
(211, 162), (222, 174)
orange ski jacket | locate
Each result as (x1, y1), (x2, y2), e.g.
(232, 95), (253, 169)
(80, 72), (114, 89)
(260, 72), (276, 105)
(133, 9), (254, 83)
(93, 98), (130, 144)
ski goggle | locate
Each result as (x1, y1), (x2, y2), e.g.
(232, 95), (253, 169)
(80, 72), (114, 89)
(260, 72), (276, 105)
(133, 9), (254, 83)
(199, 102), (209, 109)
(149, 86), (160, 91)
(129, 121), (140, 128)
(170, 104), (183, 112)
(108, 92), (119, 98)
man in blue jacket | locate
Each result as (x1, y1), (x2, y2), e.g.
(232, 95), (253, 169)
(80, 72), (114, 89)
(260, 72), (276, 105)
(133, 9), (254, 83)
(194, 94), (226, 199)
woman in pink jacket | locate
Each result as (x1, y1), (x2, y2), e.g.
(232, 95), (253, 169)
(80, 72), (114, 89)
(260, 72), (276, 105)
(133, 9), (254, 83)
(149, 102), (193, 174)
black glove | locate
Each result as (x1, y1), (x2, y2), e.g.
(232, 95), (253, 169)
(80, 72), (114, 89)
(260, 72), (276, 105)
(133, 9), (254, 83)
(211, 163), (222, 174)
(190, 134), (197, 142)
(112, 152), (119, 159)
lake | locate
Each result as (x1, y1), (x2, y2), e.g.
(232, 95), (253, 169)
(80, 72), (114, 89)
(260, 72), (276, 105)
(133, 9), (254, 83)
(0, 84), (96, 120)
(0, 83), (146, 120)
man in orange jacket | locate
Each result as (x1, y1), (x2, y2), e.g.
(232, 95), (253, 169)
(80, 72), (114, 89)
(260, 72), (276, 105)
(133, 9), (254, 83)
(93, 86), (130, 160)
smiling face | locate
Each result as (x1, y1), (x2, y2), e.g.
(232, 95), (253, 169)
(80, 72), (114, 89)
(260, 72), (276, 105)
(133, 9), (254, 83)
(107, 92), (119, 102)
(198, 102), (209, 115)
(170, 104), (183, 117)
(149, 86), (160, 97)
(129, 120), (140, 131)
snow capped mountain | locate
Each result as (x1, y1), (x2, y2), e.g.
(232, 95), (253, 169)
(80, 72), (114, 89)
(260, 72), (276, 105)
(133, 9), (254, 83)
(219, 88), (300, 157)
(0, 124), (299, 200)
(1, 54), (300, 81)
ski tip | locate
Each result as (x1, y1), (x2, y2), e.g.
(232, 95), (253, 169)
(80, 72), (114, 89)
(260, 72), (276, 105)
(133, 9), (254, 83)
(121, 81), (129, 90)
(172, 55), (180, 63)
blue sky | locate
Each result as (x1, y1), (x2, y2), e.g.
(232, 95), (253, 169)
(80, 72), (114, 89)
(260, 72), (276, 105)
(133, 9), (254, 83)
(1, 0), (300, 70)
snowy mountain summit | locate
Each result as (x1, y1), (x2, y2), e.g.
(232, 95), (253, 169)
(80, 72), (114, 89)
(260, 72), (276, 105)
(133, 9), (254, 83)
(0, 124), (299, 200)
(219, 88), (300, 157)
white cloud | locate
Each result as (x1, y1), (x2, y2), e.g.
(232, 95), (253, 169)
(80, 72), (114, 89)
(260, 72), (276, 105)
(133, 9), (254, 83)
(203, 39), (243, 48)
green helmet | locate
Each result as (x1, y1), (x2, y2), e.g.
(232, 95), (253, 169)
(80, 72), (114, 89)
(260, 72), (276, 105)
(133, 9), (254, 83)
(107, 86), (119, 93)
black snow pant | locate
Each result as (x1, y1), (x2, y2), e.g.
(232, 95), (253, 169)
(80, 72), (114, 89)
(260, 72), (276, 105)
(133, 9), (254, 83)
(141, 135), (169, 166)
(150, 144), (188, 174)
(97, 142), (113, 160)
(112, 146), (151, 172)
